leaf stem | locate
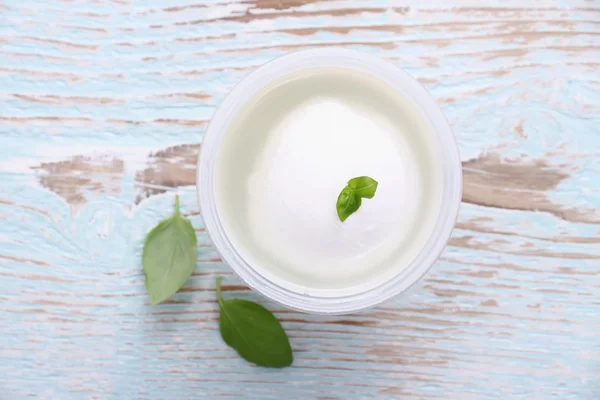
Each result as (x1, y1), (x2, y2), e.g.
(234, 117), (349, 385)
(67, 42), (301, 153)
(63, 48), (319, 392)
(174, 194), (180, 216)
(216, 276), (224, 307)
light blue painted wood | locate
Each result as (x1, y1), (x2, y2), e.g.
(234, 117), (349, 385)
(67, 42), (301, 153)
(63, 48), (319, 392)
(1, 0), (599, 399)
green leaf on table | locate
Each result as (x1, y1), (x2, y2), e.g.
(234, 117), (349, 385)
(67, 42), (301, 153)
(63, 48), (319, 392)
(216, 277), (293, 368)
(143, 195), (197, 305)
(336, 176), (378, 222)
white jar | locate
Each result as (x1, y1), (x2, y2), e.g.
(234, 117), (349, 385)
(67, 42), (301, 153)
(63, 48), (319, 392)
(197, 49), (462, 314)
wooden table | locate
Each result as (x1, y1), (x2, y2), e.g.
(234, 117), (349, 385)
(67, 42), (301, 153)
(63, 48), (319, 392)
(2, 1), (599, 398)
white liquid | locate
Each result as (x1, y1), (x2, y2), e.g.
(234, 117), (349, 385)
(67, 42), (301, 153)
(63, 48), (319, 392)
(215, 68), (442, 293)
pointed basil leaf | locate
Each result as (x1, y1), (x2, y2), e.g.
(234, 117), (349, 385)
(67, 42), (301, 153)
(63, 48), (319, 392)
(336, 176), (378, 222)
(216, 277), (293, 368)
(348, 176), (378, 199)
(142, 195), (197, 305)
(336, 186), (362, 222)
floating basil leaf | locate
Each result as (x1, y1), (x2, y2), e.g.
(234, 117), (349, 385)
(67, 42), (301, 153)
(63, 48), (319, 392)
(336, 176), (379, 222)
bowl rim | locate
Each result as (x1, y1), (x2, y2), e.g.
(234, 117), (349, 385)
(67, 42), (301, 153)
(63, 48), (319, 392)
(197, 48), (462, 314)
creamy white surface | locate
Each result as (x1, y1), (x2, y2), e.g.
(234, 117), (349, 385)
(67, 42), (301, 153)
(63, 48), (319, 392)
(215, 68), (442, 292)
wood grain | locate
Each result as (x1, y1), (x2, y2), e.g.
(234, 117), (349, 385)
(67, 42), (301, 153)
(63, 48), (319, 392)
(1, 0), (599, 399)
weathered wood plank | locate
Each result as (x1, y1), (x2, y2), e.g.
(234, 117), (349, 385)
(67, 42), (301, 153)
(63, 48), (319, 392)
(1, 0), (599, 399)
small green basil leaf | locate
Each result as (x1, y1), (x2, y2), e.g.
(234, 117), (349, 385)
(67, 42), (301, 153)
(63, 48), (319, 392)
(143, 195), (197, 305)
(336, 186), (362, 222)
(348, 176), (378, 199)
(216, 277), (293, 368)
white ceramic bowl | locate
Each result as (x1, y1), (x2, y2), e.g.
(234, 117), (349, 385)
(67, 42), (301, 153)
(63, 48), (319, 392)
(197, 49), (462, 314)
